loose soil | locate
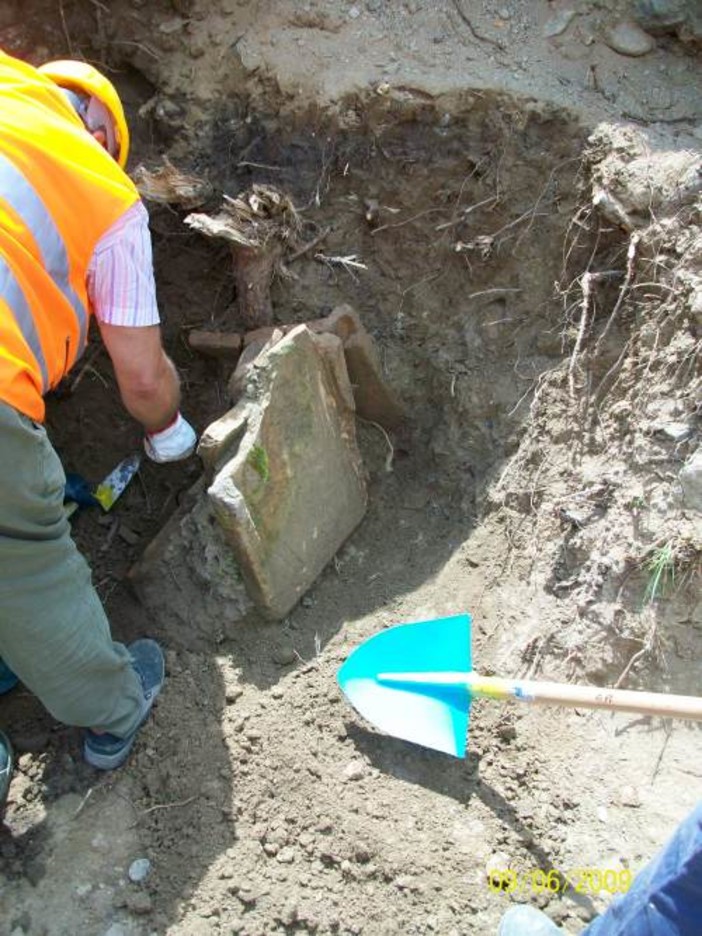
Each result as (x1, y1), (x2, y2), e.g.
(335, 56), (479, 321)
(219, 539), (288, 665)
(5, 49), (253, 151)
(1, 3), (701, 936)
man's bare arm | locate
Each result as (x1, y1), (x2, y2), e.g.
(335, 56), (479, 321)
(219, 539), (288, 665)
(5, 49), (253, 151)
(98, 323), (180, 432)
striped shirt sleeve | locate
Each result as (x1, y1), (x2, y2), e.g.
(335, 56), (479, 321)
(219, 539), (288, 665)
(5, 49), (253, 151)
(87, 200), (161, 327)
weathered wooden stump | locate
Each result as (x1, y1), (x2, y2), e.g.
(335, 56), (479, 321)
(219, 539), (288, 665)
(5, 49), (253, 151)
(186, 185), (300, 330)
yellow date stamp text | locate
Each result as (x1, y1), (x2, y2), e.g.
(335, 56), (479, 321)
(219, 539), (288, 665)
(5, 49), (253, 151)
(487, 867), (632, 896)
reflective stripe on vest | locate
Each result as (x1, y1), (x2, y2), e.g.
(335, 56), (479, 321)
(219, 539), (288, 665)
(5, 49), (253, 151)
(0, 255), (49, 391)
(0, 151), (89, 384)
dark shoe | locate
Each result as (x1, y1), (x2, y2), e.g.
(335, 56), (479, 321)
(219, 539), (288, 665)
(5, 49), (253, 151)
(0, 659), (18, 695)
(83, 639), (165, 771)
(0, 730), (13, 818)
(498, 906), (564, 936)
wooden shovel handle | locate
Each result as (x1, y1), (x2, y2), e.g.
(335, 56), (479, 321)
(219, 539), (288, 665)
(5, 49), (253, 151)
(467, 674), (702, 721)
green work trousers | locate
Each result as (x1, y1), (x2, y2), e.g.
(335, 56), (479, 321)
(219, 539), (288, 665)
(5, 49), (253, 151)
(0, 401), (143, 737)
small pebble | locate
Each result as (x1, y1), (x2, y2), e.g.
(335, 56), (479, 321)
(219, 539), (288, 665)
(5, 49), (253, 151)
(341, 760), (366, 782)
(615, 785), (642, 808)
(276, 846), (296, 864)
(128, 857), (152, 884)
(272, 645), (296, 666)
(543, 9), (576, 38)
(604, 20), (656, 56)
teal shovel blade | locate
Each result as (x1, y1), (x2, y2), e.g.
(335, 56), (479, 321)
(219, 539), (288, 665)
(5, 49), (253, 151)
(337, 614), (472, 757)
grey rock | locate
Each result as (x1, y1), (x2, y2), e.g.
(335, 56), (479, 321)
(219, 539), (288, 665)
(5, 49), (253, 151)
(128, 857), (152, 883)
(543, 9), (576, 38)
(342, 760), (367, 782)
(272, 645), (296, 666)
(632, 0), (688, 34)
(656, 422), (693, 442)
(604, 20), (656, 56)
(680, 449), (702, 511)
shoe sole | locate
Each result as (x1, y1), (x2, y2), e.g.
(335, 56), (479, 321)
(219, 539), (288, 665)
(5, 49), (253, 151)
(83, 640), (165, 770)
(83, 733), (140, 771)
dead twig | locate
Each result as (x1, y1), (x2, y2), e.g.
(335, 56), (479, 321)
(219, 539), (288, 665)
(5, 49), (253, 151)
(237, 161), (285, 172)
(141, 795), (197, 815)
(371, 207), (445, 236)
(591, 337), (632, 410)
(110, 40), (159, 60)
(68, 344), (105, 393)
(592, 232), (640, 358)
(314, 253), (367, 280)
(568, 272), (594, 401)
(468, 287), (522, 300)
(615, 616), (658, 689)
(359, 417), (395, 473)
(58, 1), (75, 55)
(435, 194), (499, 231)
(71, 786), (94, 819)
(287, 226), (331, 263)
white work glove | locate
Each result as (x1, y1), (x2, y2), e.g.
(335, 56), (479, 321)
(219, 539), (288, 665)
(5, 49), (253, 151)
(144, 412), (197, 463)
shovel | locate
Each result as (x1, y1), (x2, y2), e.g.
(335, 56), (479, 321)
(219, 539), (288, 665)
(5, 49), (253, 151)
(64, 453), (142, 517)
(337, 614), (702, 757)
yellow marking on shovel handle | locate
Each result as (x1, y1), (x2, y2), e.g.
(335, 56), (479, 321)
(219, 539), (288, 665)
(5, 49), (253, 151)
(465, 675), (528, 702)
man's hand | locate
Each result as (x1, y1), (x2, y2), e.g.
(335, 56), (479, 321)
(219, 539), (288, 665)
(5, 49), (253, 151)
(144, 411), (197, 463)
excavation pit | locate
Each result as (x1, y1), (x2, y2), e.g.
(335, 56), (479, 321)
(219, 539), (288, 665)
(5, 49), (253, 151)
(2, 5), (702, 935)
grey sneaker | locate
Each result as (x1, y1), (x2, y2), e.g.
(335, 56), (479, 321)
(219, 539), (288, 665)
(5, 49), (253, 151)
(83, 639), (165, 771)
(498, 906), (564, 936)
(0, 730), (13, 819)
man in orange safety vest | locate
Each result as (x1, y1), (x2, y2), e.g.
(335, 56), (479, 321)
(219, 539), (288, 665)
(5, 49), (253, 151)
(0, 50), (197, 808)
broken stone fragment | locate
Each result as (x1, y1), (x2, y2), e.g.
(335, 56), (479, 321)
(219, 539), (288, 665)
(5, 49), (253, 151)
(200, 325), (367, 619)
(309, 304), (405, 429)
(188, 329), (243, 361)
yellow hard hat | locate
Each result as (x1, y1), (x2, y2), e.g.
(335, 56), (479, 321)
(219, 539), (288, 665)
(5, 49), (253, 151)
(38, 59), (130, 168)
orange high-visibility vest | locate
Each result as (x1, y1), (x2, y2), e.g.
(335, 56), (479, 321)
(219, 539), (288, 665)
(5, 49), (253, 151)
(0, 51), (140, 421)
